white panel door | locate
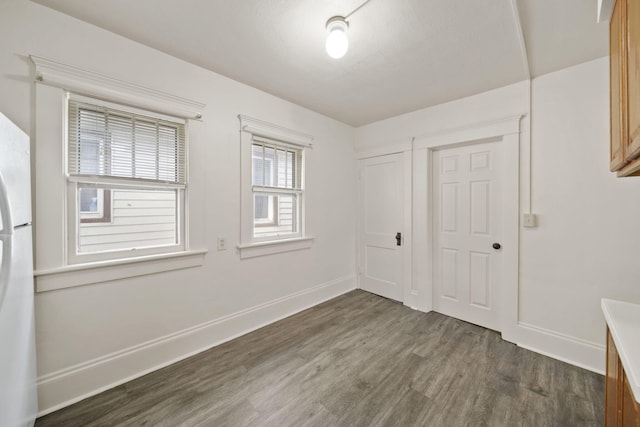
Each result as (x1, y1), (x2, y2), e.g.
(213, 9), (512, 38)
(359, 153), (403, 301)
(433, 141), (502, 330)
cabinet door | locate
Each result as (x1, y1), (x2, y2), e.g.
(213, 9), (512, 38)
(623, 374), (640, 426)
(607, 329), (623, 426)
(627, 0), (640, 160)
(611, 0), (628, 171)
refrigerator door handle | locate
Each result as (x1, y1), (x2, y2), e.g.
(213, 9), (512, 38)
(0, 235), (12, 311)
(0, 170), (12, 309)
(0, 171), (11, 232)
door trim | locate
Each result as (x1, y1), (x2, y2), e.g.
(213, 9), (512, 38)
(356, 140), (412, 160)
(414, 115), (522, 338)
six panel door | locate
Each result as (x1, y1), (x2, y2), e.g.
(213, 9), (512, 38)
(432, 141), (502, 331)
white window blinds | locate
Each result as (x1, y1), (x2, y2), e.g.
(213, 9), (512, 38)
(251, 139), (302, 190)
(68, 99), (186, 184)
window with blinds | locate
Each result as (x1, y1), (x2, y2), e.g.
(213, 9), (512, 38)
(66, 96), (186, 260)
(68, 100), (186, 184)
(251, 139), (303, 238)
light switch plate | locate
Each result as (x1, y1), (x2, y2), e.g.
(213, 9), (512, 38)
(523, 213), (537, 228)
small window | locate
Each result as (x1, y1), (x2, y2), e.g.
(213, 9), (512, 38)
(251, 142), (302, 238)
(238, 115), (313, 258)
(67, 95), (186, 263)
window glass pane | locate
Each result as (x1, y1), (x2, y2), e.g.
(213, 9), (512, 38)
(77, 184), (178, 254)
(254, 194), (271, 220)
(79, 188), (99, 213)
(252, 143), (301, 190)
(253, 193), (297, 238)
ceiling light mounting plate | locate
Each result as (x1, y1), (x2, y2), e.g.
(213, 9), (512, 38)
(326, 15), (349, 31)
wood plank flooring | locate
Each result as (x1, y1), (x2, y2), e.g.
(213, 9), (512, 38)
(36, 290), (604, 426)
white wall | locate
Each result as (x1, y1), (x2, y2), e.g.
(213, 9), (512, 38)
(0, 0), (357, 414)
(356, 80), (529, 147)
(356, 57), (640, 373)
(522, 57), (640, 343)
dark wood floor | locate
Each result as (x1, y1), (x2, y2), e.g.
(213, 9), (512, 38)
(36, 290), (604, 427)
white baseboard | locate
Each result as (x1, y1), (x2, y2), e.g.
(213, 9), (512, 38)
(503, 322), (606, 375)
(37, 274), (357, 416)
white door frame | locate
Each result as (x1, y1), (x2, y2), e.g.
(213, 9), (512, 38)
(414, 115), (522, 338)
(356, 142), (413, 306)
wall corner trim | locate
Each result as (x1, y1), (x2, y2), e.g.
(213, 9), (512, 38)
(35, 274), (357, 416)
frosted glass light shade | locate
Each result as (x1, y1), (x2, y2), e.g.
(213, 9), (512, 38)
(325, 17), (349, 59)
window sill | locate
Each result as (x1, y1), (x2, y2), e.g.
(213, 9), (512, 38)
(34, 249), (207, 292)
(237, 236), (314, 259)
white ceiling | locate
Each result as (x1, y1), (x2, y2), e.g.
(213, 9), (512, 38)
(32, 0), (608, 126)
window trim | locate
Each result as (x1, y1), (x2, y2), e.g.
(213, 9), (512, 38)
(34, 249), (207, 292)
(30, 55), (205, 120)
(32, 56), (208, 293)
(237, 236), (314, 260)
(238, 115), (314, 258)
(65, 93), (188, 265)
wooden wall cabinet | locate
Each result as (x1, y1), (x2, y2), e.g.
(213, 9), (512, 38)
(606, 328), (640, 426)
(610, 0), (640, 176)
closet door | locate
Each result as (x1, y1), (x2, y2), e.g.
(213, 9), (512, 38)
(358, 153), (404, 302)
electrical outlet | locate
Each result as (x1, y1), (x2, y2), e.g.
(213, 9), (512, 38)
(217, 237), (227, 251)
(523, 213), (537, 228)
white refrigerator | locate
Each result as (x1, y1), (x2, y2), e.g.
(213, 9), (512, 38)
(0, 113), (38, 426)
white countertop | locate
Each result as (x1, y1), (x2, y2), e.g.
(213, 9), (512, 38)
(602, 298), (640, 403)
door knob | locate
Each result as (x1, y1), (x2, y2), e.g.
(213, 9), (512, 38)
(492, 243), (501, 250)
(396, 232), (402, 246)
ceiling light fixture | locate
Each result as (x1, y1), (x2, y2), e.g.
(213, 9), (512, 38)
(325, 0), (373, 59)
(325, 16), (349, 59)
